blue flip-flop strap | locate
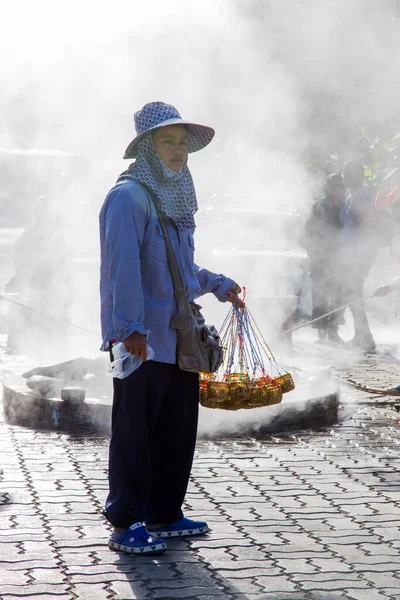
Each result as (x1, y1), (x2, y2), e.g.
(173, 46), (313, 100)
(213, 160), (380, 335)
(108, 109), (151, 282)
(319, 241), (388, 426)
(115, 526), (146, 543)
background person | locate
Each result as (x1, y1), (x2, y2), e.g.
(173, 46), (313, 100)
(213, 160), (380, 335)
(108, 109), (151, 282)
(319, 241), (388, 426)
(337, 161), (378, 353)
(375, 168), (400, 210)
(5, 196), (64, 294)
(373, 192), (400, 298)
(303, 173), (346, 345)
(4, 195), (70, 354)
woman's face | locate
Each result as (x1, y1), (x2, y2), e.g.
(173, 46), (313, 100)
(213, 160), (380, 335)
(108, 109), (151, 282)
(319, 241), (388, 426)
(152, 124), (188, 172)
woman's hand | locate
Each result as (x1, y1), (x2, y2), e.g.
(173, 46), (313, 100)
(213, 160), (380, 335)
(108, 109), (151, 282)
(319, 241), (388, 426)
(226, 283), (245, 308)
(123, 332), (147, 360)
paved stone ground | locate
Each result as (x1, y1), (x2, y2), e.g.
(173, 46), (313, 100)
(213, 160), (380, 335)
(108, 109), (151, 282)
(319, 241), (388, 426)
(1, 378), (400, 599)
(2, 330), (400, 599)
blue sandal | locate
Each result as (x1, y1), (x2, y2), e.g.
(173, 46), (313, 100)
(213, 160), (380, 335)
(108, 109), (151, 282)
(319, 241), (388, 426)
(147, 517), (209, 538)
(108, 522), (166, 554)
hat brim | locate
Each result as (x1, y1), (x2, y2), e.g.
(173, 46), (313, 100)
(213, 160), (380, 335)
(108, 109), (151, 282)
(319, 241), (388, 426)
(123, 118), (215, 159)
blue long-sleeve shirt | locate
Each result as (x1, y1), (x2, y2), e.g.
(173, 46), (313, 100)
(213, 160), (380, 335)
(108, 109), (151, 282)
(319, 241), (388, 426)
(99, 179), (234, 363)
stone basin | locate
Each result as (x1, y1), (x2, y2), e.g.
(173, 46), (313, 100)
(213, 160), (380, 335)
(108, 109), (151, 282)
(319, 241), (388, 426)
(2, 375), (340, 438)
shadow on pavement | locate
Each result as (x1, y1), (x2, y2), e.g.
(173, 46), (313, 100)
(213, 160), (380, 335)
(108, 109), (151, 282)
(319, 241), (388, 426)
(112, 537), (348, 600)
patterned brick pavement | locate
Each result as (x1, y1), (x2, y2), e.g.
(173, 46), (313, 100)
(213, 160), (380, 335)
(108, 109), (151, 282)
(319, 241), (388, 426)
(1, 330), (400, 599)
(1, 377), (400, 600)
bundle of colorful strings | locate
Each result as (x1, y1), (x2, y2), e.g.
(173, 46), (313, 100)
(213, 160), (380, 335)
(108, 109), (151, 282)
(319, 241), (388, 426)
(200, 302), (295, 411)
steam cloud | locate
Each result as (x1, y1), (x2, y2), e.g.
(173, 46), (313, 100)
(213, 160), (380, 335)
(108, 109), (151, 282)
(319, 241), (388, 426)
(1, 0), (400, 365)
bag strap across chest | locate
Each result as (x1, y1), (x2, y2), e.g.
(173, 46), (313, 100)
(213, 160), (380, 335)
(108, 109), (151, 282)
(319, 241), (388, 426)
(141, 183), (192, 314)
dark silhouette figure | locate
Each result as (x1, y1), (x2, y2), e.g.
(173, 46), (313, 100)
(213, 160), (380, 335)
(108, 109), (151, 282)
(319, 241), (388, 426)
(304, 173), (346, 345)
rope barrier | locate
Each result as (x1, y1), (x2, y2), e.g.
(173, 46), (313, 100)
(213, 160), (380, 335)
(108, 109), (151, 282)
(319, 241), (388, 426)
(0, 290), (375, 347)
(0, 293), (98, 336)
(279, 294), (372, 336)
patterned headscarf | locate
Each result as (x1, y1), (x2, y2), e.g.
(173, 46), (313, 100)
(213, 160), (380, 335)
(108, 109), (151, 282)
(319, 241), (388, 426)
(117, 133), (198, 230)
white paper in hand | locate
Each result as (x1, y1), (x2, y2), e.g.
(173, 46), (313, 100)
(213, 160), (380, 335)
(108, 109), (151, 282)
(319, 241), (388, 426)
(107, 341), (155, 379)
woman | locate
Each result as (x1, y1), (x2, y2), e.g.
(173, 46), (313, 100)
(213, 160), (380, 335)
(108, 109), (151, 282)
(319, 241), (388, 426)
(99, 102), (242, 554)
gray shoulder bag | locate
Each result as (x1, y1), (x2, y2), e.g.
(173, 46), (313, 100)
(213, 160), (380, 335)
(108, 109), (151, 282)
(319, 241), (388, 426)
(154, 203), (224, 374)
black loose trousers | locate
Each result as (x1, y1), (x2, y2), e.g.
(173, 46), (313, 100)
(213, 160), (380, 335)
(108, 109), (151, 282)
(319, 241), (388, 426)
(104, 360), (199, 528)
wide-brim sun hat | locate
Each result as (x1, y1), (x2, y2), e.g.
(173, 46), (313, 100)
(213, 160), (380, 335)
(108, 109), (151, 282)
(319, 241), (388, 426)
(123, 101), (215, 159)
